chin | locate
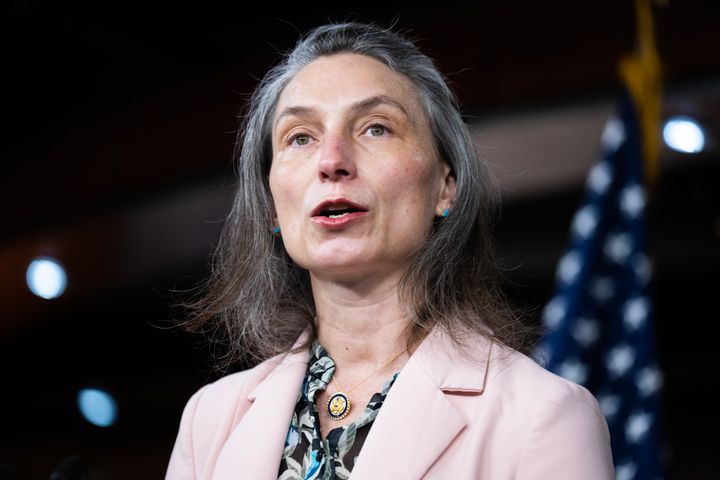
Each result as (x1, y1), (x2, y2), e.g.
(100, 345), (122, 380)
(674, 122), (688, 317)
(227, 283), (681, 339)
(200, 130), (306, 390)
(307, 252), (370, 274)
(297, 248), (380, 279)
(300, 238), (367, 263)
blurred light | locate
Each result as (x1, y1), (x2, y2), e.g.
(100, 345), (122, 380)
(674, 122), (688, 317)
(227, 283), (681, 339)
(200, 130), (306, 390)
(77, 388), (118, 427)
(26, 256), (67, 299)
(663, 116), (705, 153)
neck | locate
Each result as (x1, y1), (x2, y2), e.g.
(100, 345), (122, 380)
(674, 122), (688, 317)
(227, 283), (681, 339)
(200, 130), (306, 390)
(310, 270), (412, 370)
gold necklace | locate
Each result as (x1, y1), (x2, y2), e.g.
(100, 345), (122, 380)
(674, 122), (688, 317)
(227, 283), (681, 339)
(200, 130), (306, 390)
(326, 348), (407, 421)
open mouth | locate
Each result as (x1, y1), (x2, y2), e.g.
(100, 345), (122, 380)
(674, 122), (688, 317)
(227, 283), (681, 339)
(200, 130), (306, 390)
(319, 206), (364, 218)
(312, 199), (368, 218)
(311, 199), (369, 226)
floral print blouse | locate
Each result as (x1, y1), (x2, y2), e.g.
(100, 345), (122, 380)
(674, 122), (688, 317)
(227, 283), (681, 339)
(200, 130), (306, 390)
(277, 339), (398, 480)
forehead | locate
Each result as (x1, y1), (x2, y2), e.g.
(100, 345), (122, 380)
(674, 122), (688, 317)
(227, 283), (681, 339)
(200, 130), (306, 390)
(274, 53), (425, 121)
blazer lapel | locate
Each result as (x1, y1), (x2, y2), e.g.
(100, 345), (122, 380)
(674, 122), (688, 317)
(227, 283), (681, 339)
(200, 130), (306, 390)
(211, 342), (309, 480)
(351, 329), (492, 480)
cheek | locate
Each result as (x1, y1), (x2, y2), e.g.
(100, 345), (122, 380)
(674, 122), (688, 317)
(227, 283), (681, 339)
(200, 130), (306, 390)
(269, 166), (309, 263)
(384, 163), (440, 232)
(269, 166), (296, 220)
(392, 159), (440, 208)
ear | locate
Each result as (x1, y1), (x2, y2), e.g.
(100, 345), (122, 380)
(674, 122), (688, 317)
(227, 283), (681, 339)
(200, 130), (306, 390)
(435, 162), (457, 216)
(270, 197), (279, 228)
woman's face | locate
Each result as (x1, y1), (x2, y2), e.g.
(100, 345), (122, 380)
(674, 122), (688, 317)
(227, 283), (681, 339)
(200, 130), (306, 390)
(269, 53), (455, 281)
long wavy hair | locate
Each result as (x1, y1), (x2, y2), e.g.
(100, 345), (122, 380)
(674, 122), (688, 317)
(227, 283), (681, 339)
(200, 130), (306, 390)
(176, 21), (534, 371)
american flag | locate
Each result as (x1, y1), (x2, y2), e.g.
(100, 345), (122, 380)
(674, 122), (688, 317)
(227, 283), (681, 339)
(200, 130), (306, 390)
(534, 88), (664, 480)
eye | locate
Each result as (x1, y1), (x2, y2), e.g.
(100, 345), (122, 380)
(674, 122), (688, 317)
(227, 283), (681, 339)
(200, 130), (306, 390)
(365, 124), (388, 137)
(290, 133), (312, 146)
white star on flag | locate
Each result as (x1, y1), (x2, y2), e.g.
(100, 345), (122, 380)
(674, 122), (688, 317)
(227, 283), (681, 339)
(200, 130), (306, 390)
(558, 358), (589, 384)
(606, 345), (636, 378)
(616, 462), (637, 480)
(572, 205), (599, 239)
(620, 184), (646, 218)
(601, 116), (626, 151)
(623, 297), (649, 331)
(604, 232), (633, 263)
(557, 251), (582, 284)
(598, 393), (621, 418)
(636, 367), (663, 397)
(632, 253), (652, 285)
(572, 317), (600, 347)
(588, 162), (613, 194)
(543, 296), (567, 328)
(626, 411), (653, 444)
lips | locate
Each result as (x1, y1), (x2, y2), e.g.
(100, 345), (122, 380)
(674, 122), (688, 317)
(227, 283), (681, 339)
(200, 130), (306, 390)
(310, 198), (369, 228)
(311, 198), (369, 218)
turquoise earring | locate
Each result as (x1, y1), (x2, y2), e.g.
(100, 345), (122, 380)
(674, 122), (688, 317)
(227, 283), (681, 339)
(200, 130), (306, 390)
(441, 208), (450, 218)
(272, 226), (281, 236)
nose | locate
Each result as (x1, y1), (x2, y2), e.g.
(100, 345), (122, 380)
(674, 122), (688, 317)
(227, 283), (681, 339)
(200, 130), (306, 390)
(317, 135), (356, 181)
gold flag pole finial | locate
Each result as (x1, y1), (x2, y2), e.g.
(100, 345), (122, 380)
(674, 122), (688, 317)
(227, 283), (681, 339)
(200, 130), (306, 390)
(618, 0), (663, 190)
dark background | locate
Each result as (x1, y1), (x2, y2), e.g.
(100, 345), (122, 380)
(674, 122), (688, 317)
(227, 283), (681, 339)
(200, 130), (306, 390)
(1, 1), (719, 478)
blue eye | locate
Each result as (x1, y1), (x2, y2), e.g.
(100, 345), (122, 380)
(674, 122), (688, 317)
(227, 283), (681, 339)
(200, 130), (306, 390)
(366, 124), (387, 137)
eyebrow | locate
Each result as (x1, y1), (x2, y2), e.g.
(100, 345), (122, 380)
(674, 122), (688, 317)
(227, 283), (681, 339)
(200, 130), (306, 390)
(273, 95), (412, 131)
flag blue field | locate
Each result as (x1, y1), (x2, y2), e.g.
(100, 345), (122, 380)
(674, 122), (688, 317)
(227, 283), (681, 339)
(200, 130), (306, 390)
(535, 88), (664, 480)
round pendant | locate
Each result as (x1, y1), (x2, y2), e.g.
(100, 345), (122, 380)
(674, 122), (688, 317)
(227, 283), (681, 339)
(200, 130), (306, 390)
(327, 392), (351, 420)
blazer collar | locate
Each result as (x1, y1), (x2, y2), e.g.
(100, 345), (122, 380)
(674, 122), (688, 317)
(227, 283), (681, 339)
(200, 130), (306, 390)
(245, 334), (311, 402)
(212, 332), (311, 480)
(211, 327), (493, 480)
(351, 328), (493, 479)
(414, 326), (493, 393)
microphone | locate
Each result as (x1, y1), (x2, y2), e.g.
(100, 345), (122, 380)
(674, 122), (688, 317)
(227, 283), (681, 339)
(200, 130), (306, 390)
(48, 455), (88, 480)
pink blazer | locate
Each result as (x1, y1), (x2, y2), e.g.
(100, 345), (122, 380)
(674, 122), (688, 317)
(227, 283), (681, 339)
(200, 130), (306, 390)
(166, 328), (614, 479)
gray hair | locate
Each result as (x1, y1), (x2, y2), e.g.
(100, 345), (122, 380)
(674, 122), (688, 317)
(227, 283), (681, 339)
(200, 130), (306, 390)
(177, 21), (532, 371)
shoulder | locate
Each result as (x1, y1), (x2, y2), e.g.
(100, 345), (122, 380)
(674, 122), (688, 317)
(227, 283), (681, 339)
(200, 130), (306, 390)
(418, 329), (607, 427)
(484, 345), (614, 478)
(427, 329), (599, 408)
(411, 331), (614, 478)
(186, 354), (284, 429)
(483, 343), (606, 428)
(165, 354), (287, 478)
(489, 345), (599, 409)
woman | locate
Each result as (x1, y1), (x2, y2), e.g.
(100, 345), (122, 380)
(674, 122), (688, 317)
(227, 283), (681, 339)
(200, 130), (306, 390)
(166, 22), (614, 479)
